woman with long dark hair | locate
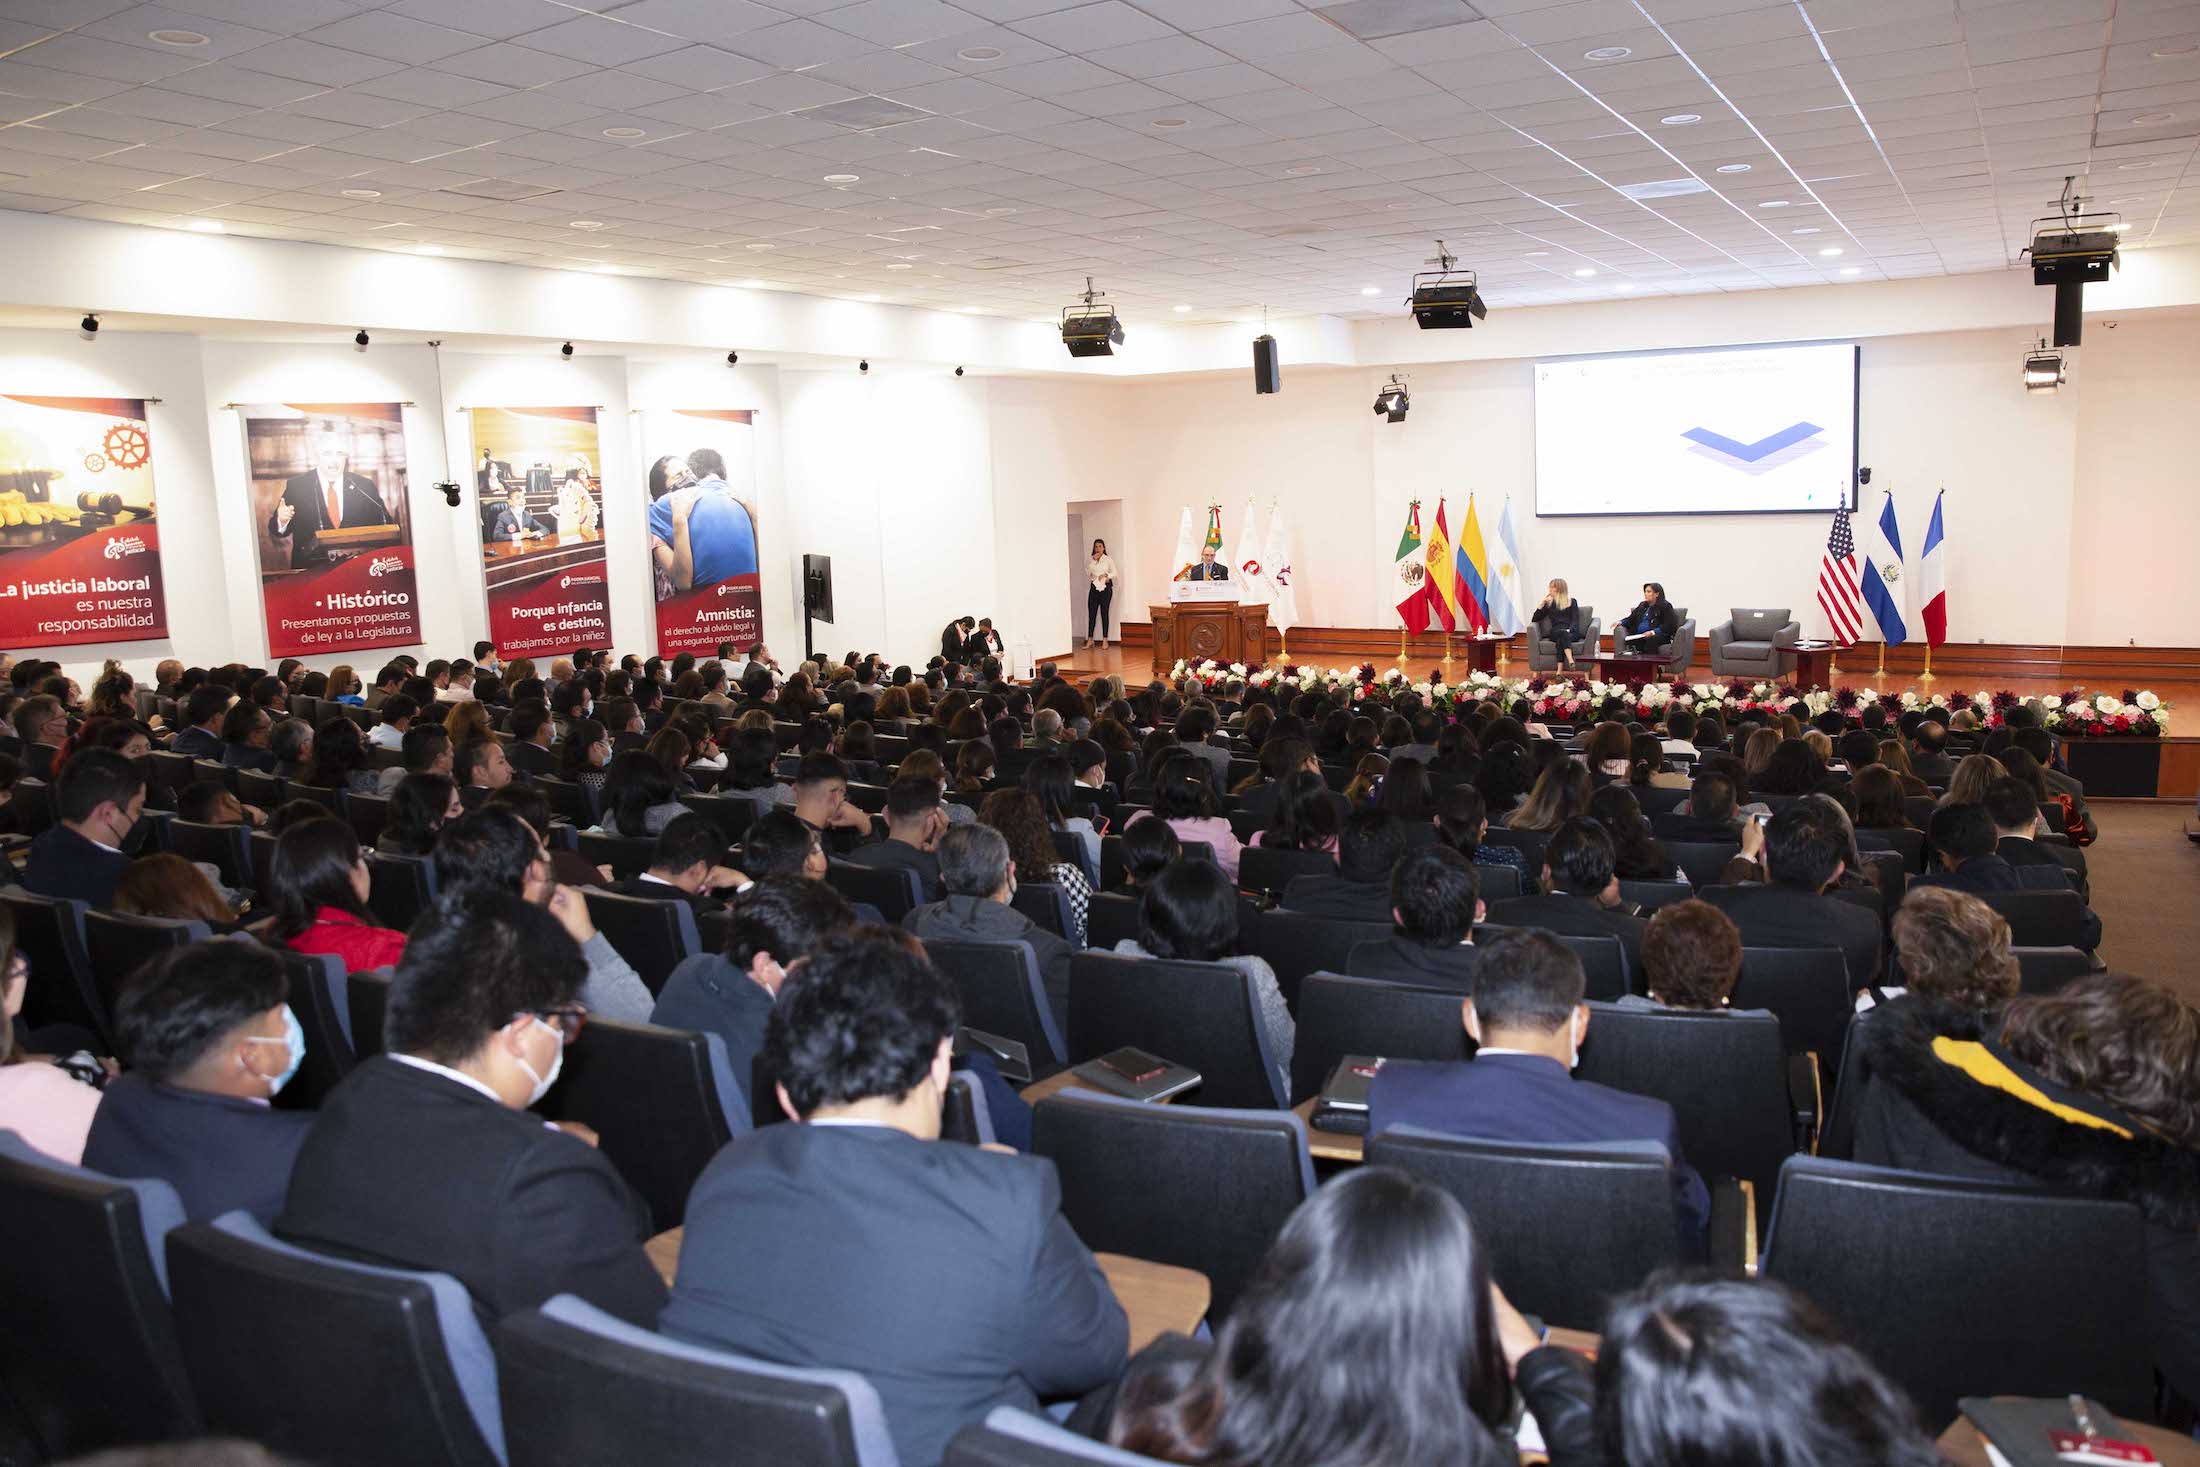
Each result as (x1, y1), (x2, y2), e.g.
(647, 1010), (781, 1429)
(592, 750), (685, 837)
(269, 816), (405, 973)
(1587, 784), (1678, 881)
(980, 788), (1091, 946)
(1374, 757), (1435, 826)
(1108, 1167), (1595, 1467)
(1023, 753), (1100, 873)
(1135, 751), (1240, 881)
(558, 717), (612, 804)
(377, 772), (460, 856)
(1754, 738), (1831, 798)
(1507, 760), (1592, 833)
(1435, 784), (1525, 874)
(1251, 769), (1339, 854)
(299, 714), (379, 795)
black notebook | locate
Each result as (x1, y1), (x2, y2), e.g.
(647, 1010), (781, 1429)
(1070, 1046), (1201, 1102)
(1310, 1055), (1385, 1134)
(1958, 1397), (2156, 1467)
(952, 1026), (1031, 1085)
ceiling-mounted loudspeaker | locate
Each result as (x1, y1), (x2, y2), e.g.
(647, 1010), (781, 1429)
(1252, 334), (1280, 395)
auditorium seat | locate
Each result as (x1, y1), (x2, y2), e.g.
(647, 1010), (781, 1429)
(1665, 840), (1741, 889)
(946, 1406), (1175, 1466)
(347, 968), (393, 1059)
(264, 945), (356, 1111)
(924, 938), (1066, 1068)
(165, 1211), (505, 1467)
(1616, 878), (1692, 912)
(824, 859), (922, 923)
(168, 819), (252, 889)
(1733, 946), (1853, 1074)
(1472, 863), (1522, 901)
(0, 1133), (199, 1458)
(941, 1069), (999, 1149)
(579, 831), (657, 880)
(679, 792), (756, 844)
(1761, 1156), (2153, 1428)
(2012, 945), (2095, 994)
(580, 888), (700, 997)
(1009, 881), (1075, 940)
(346, 790), (391, 848)
(1289, 972), (1474, 1104)
(366, 851), (438, 932)
(1474, 925), (1632, 1002)
(1528, 603), (1598, 673)
(1067, 951), (1287, 1110)
(235, 767), (282, 810)
(0, 886), (107, 1047)
(83, 910), (210, 1025)
(1033, 1088), (1309, 1321)
(1245, 910), (1393, 1014)
(10, 777), (53, 835)
(1970, 888), (2089, 949)
(499, 1295), (899, 1467)
(1083, 890), (1140, 951)
(1238, 844), (1336, 900)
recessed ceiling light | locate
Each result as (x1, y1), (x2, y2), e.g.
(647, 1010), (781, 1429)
(1150, 117), (1188, 129)
(957, 45), (1002, 60)
(1525, 249), (1550, 257)
(569, 220), (603, 230)
(602, 126), (646, 138)
(1173, 304), (1191, 312)
(2147, 44), (2196, 58)
(340, 188), (382, 199)
(1839, 267), (1861, 276)
(1716, 163), (1752, 173)
(885, 262), (912, 269)
(982, 206), (1017, 216)
(745, 242), (775, 250)
(741, 279), (768, 288)
(592, 263), (618, 273)
(1284, 164), (1320, 175)
(1758, 199), (1791, 208)
(1584, 45), (1632, 61)
(1611, 281), (1633, 290)
(415, 245), (443, 255)
(185, 219), (224, 233)
(2116, 160), (2160, 170)
(1360, 285), (1382, 296)
(2104, 221), (2132, 231)
(1659, 113), (1702, 126)
(1791, 226), (1820, 235)
(1818, 246), (1844, 257)
(1573, 267), (1597, 277)
(861, 293), (882, 302)
(147, 28), (208, 45)
(823, 173), (859, 184)
(2132, 111), (2176, 125)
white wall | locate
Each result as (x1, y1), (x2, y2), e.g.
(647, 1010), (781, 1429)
(2068, 316), (2200, 648)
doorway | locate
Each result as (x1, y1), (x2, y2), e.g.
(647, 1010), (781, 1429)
(1067, 499), (1124, 651)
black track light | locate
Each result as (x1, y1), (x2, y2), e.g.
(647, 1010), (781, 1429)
(78, 313), (100, 341)
(353, 329), (370, 352)
(725, 350), (739, 366)
(859, 359), (870, 373)
(559, 341), (575, 359)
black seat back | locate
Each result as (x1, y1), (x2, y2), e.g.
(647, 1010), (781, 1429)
(678, 793), (758, 845)
(1237, 845), (1335, 900)
(1615, 878), (1691, 912)
(1009, 881), (1071, 938)
(1472, 925), (1631, 1002)
(1083, 891), (1140, 951)
(83, 911), (210, 1029)
(1733, 946), (1853, 1072)
(578, 830), (657, 880)
(1665, 840), (1741, 889)
(366, 851), (437, 932)
(1033, 1090), (1311, 1321)
(1290, 972), (1472, 1104)
(263, 945), (357, 1111)
(1245, 910), (1392, 1013)
(0, 886), (108, 1046)
(168, 819), (252, 887)
(1470, 862), (1522, 901)
(236, 767), (283, 809)
(346, 790), (391, 848)
(1067, 951), (1284, 1109)
(249, 827), (279, 892)
(923, 939), (1065, 1066)
(1971, 888), (2087, 948)
(1366, 1129), (1683, 1332)
(1762, 1156), (2153, 1426)
(11, 777), (54, 834)
(824, 859), (921, 923)
(347, 969), (393, 1058)
(579, 889), (700, 998)
(536, 1018), (741, 1230)
(0, 1135), (198, 1457)
(2012, 945), (2092, 995)
(285, 786), (344, 817)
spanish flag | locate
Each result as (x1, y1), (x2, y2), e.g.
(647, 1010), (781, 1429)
(1425, 497), (1459, 633)
(1456, 493), (1490, 634)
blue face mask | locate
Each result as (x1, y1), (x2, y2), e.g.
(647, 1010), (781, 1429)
(243, 1005), (306, 1097)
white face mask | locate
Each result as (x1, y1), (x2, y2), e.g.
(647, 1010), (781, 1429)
(242, 1006), (306, 1097)
(515, 1016), (565, 1106)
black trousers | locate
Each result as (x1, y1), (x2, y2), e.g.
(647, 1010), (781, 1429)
(1087, 584), (1113, 639)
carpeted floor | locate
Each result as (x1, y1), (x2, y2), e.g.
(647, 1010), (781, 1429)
(2083, 801), (2200, 1004)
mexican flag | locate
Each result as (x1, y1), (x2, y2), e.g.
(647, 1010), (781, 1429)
(1394, 500), (1430, 634)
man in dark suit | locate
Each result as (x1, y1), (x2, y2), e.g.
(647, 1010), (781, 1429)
(843, 775), (946, 902)
(1485, 818), (1649, 983)
(967, 616), (1006, 661)
(267, 430), (389, 568)
(905, 824), (1071, 1029)
(11, 694), (67, 780)
(1281, 809), (1406, 924)
(167, 683), (231, 760)
(661, 928), (1127, 1467)
(21, 748), (143, 907)
(1913, 801), (2073, 896)
(608, 813), (744, 914)
(1347, 845), (1483, 992)
(1653, 770), (1746, 845)
(505, 700), (556, 777)
(1183, 545), (1230, 581)
(2012, 726), (2098, 842)
(1367, 927), (1709, 1242)
(1907, 721), (1955, 785)
(652, 877), (852, 1118)
(485, 496), (551, 541)
(219, 701), (276, 774)
(1703, 800), (1883, 985)
(1984, 776), (2088, 898)
(83, 942), (314, 1222)
(940, 616), (977, 664)
(276, 887), (666, 1327)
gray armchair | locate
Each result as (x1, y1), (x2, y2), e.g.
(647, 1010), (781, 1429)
(1528, 603), (1598, 673)
(1608, 605), (1696, 680)
(1709, 607), (1800, 677)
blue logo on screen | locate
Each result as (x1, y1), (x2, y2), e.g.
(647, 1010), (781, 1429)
(1680, 421), (1824, 463)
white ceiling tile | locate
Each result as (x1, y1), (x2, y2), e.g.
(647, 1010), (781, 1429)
(15, 30), (203, 80)
(150, 0), (366, 29)
(426, 41), (594, 87)
(231, 37), (402, 86)
(520, 15), (690, 66)
(79, 4), (281, 60)
(0, 0), (135, 27)
(384, 0), (568, 41)
(733, 16), (876, 67)
(0, 57), (130, 99)
(598, 0), (790, 42)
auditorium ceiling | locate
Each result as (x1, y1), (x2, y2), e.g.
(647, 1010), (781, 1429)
(0, 0), (2192, 323)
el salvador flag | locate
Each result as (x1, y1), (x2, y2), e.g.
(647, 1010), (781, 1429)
(1859, 488), (1908, 645)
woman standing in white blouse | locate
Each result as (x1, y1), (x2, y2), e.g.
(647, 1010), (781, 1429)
(1086, 538), (1117, 648)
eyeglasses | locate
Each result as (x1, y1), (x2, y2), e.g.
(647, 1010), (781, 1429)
(528, 1007), (587, 1043)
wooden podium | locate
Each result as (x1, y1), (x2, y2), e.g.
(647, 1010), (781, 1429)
(1149, 598), (1268, 675)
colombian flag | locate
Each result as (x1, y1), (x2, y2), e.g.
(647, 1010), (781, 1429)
(1425, 497), (1459, 633)
(1456, 494), (1490, 634)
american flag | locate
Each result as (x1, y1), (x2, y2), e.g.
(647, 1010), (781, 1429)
(1817, 507), (1864, 644)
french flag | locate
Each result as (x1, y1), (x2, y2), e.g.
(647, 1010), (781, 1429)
(1918, 489), (1949, 646)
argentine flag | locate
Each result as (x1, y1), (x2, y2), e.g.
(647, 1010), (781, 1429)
(1488, 496), (1525, 635)
(1859, 488), (1908, 645)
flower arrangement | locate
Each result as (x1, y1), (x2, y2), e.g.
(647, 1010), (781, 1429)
(1165, 660), (2172, 737)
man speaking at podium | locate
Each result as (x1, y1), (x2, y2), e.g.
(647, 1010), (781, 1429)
(1182, 545), (1231, 581)
(268, 425), (391, 568)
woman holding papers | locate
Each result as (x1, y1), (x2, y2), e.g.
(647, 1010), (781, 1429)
(1615, 582), (1680, 653)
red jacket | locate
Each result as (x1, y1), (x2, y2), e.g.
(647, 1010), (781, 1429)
(287, 907), (407, 974)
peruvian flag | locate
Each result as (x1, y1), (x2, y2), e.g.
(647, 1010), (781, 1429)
(1918, 488), (1949, 645)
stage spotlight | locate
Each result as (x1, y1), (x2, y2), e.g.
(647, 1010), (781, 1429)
(1060, 276), (1124, 357)
(353, 329), (370, 352)
(725, 350), (739, 366)
(559, 341), (575, 359)
(859, 359), (870, 373)
(2022, 339), (2066, 393)
(2027, 176), (2118, 348)
(78, 313), (100, 341)
(1373, 375), (1410, 423)
(1408, 240), (1486, 330)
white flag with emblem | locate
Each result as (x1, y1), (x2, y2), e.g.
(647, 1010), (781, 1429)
(1234, 495), (1272, 606)
(1170, 504), (1198, 580)
(1262, 504), (1298, 635)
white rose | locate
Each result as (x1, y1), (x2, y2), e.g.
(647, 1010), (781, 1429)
(2137, 690), (2160, 711)
(2094, 694), (2121, 715)
(1973, 691), (1993, 708)
(2039, 695), (2061, 712)
(1753, 682), (1770, 698)
(1900, 691), (1919, 707)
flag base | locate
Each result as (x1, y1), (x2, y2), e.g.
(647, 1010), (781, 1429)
(1917, 645), (1937, 683)
(1398, 628), (1411, 670)
(1874, 646), (1886, 680)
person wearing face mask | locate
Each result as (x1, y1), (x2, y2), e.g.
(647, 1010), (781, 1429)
(82, 942), (315, 1222)
(275, 885), (665, 1327)
(557, 716), (612, 804)
(1366, 928), (1710, 1250)
(22, 748), (146, 907)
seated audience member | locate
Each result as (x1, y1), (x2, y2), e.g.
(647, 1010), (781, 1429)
(169, 684), (231, 759)
(112, 853), (240, 928)
(843, 774), (947, 901)
(662, 928), (1127, 1467)
(1859, 886), (2020, 1013)
(484, 782), (602, 890)
(377, 723), (451, 796)
(1347, 844), (1484, 992)
(1484, 818), (1650, 980)
(1113, 858), (1291, 1087)
(1596, 1272), (1942, 1467)
(905, 823), (1073, 1029)
(454, 736), (515, 805)
(1875, 739), (1933, 796)
(83, 942), (313, 1222)
(1626, 899), (1751, 1013)
(589, 750), (686, 837)
(276, 886), (665, 1326)
(1657, 767), (1748, 844)
(434, 807), (652, 1022)
(1937, 752), (2007, 810)
(1853, 974), (2200, 1404)
(1505, 760), (1592, 833)
(1107, 1167), (1594, 1467)
(13, 693), (68, 777)
(220, 700), (276, 773)
(1367, 928), (1709, 1243)
(741, 807), (831, 885)
(787, 751), (878, 849)
(1703, 801), (1883, 985)
(1023, 753), (1101, 875)
(1237, 738), (1349, 828)
(298, 715), (379, 796)
(268, 717), (313, 780)
(0, 910), (102, 1163)
(607, 812), (742, 913)
(22, 747), (145, 907)
(177, 778), (266, 830)
(505, 701), (555, 775)
(1342, 752), (1388, 808)
(1849, 764), (1914, 832)
(377, 772), (461, 856)
(1251, 768), (1341, 854)
(1116, 815), (1180, 890)
(1587, 784), (1678, 881)
(1914, 801), (2075, 900)
(982, 788), (1092, 947)
(652, 877), (853, 1112)
(2013, 725), (2096, 841)
(1433, 784), (1524, 873)
(1984, 774), (2090, 898)
(269, 817), (407, 973)
(1130, 754), (1240, 882)
(1279, 810), (1407, 923)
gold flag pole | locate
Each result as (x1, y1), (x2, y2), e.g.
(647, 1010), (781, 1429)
(1918, 644), (1937, 683)
(1398, 628), (1411, 670)
(1874, 641), (1886, 681)
(1443, 629), (1455, 679)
